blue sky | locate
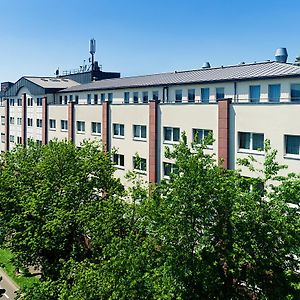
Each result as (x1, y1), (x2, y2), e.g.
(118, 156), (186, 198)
(0, 0), (300, 83)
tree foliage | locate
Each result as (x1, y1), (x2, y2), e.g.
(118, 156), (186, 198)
(0, 137), (299, 299)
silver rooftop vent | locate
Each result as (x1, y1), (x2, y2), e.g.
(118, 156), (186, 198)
(275, 47), (288, 63)
(202, 62), (211, 69)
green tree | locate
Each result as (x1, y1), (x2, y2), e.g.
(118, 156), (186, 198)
(0, 140), (123, 280)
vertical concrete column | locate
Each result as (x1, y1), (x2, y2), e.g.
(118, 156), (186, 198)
(218, 98), (232, 169)
(42, 96), (48, 145)
(102, 100), (110, 152)
(21, 93), (27, 147)
(68, 101), (75, 142)
(4, 98), (9, 151)
(149, 99), (158, 184)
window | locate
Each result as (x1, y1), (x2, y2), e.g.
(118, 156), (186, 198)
(36, 139), (42, 145)
(17, 98), (22, 106)
(75, 95), (79, 104)
(17, 117), (22, 126)
(94, 94), (98, 104)
(216, 87), (225, 100)
(9, 99), (14, 106)
(9, 135), (14, 143)
(113, 123), (124, 137)
(124, 92), (130, 104)
(291, 84), (300, 101)
(163, 162), (178, 177)
(36, 119), (42, 128)
(101, 93), (105, 103)
(142, 91), (148, 103)
(9, 117), (14, 125)
(64, 96), (68, 105)
(49, 119), (56, 130)
(61, 120), (68, 131)
(188, 89), (195, 103)
(17, 136), (22, 144)
(1, 133), (5, 143)
(91, 122), (101, 134)
(268, 84), (281, 102)
(27, 98), (33, 106)
(153, 91), (159, 101)
(108, 93), (113, 103)
(37, 97), (43, 106)
(28, 118), (33, 127)
(175, 90), (182, 102)
(133, 92), (139, 103)
(1, 116), (5, 125)
(133, 125), (147, 140)
(59, 96), (63, 105)
(192, 128), (213, 146)
(69, 95), (73, 102)
(164, 127), (180, 143)
(201, 88), (210, 102)
(113, 154), (125, 168)
(87, 94), (92, 105)
(77, 121), (85, 132)
(249, 85), (261, 103)
(285, 135), (300, 156)
(133, 156), (147, 173)
(238, 132), (264, 151)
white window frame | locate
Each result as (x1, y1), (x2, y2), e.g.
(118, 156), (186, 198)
(133, 156), (147, 174)
(36, 119), (42, 128)
(163, 162), (178, 178)
(163, 127), (180, 144)
(113, 153), (125, 169)
(17, 117), (22, 126)
(284, 134), (300, 159)
(77, 121), (85, 133)
(91, 122), (101, 135)
(61, 120), (68, 131)
(49, 119), (56, 130)
(113, 123), (124, 138)
(28, 118), (33, 127)
(1, 116), (5, 125)
(133, 125), (147, 141)
(192, 128), (213, 149)
(238, 132), (264, 154)
(9, 135), (14, 143)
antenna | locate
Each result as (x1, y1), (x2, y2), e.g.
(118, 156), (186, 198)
(90, 38), (96, 71)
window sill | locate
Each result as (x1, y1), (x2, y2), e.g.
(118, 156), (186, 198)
(237, 149), (264, 156)
(133, 137), (147, 142)
(113, 135), (125, 139)
(164, 140), (180, 146)
(49, 128), (56, 131)
(76, 131), (85, 134)
(91, 133), (101, 136)
(133, 169), (147, 175)
(284, 154), (300, 161)
(115, 165), (125, 170)
(61, 129), (68, 132)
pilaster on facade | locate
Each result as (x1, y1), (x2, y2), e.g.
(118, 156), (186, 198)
(21, 93), (27, 147)
(4, 98), (9, 151)
(42, 96), (48, 145)
(102, 100), (110, 152)
(218, 98), (231, 169)
(68, 101), (75, 142)
(149, 99), (159, 184)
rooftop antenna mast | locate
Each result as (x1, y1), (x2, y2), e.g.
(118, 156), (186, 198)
(90, 38), (96, 71)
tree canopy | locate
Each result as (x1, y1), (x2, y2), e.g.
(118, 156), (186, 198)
(0, 137), (299, 299)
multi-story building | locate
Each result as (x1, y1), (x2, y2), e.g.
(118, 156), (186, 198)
(1, 50), (300, 184)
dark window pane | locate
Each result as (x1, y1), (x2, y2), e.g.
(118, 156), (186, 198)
(252, 133), (264, 150)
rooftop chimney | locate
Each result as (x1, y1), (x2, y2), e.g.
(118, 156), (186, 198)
(202, 62), (211, 69)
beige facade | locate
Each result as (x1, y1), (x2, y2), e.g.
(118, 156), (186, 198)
(2, 62), (300, 183)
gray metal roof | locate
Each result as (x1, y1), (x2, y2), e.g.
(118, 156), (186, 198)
(61, 61), (300, 93)
(5, 77), (80, 97)
(25, 77), (79, 89)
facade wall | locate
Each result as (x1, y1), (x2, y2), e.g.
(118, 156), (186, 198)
(230, 103), (300, 177)
(48, 105), (69, 141)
